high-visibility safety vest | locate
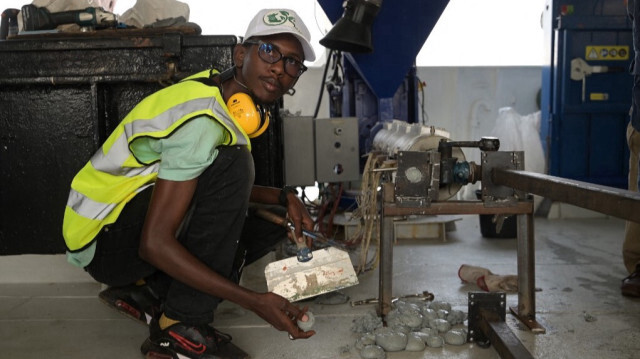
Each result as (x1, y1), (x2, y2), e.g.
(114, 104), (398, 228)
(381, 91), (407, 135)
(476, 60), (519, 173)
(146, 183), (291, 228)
(63, 69), (250, 253)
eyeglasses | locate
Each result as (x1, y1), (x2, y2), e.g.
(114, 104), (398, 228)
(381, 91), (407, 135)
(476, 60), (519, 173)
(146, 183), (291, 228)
(243, 40), (307, 78)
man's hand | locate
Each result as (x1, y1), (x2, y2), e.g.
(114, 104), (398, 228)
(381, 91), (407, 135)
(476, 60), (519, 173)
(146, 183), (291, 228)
(251, 292), (316, 339)
(285, 192), (314, 247)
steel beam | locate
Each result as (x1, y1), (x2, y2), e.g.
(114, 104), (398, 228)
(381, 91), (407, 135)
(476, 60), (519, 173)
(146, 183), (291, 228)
(468, 292), (534, 358)
(383, 201), (533, 216)
(480, 312), (535, 359)
(493, 169), (640, 223)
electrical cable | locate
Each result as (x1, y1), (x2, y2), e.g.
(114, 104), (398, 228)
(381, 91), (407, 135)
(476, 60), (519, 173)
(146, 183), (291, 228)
(313, 49), (335, 119)
(416, 74), (429, 124)
(350, 152), (389, 273)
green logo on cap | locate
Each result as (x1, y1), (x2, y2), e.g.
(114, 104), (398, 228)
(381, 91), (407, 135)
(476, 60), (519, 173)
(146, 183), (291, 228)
(263, 10), (296, 28)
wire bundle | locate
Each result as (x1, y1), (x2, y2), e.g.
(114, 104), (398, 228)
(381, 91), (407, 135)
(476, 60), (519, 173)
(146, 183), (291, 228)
(351, 152), (389, 273)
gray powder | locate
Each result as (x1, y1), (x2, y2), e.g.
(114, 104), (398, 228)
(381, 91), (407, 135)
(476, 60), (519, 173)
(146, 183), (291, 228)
(351, 311), (383, 333)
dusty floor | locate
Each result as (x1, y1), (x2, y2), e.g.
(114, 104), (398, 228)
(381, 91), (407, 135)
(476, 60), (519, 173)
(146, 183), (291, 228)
(1, 209), (639, 359)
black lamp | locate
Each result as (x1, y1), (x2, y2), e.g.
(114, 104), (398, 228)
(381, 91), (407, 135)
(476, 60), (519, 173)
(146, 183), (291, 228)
(320, 0), (382, 53)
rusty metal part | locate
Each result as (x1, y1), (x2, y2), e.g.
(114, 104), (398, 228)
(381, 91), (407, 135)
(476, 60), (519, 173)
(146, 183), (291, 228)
(380, 199), (539, 333)
(378, 215), (395, 317)
(492, 169), (640, 223)
(351, 290), (434, 307)
(468, 292), (534, 359)
(384, 201), (533, 216)
(253, 208), (346, 250)
(394, 150), (440, 207)
(481, 151), (525, 204)
(512, 213), (545, 334)
(469, 161), (482, 183)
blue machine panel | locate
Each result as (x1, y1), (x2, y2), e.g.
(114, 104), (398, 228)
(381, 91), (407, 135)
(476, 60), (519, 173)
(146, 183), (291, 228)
(542, 0), (632, 188)
(317, 0), (449, 167)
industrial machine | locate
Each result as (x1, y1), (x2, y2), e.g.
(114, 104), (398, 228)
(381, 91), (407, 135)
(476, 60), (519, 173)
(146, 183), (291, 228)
(2, 1), (640, 357)
(348, 116), (640, 358)
(314, 0), (640, 357)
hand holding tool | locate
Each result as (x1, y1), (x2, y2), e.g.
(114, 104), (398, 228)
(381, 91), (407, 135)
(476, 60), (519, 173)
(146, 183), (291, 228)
(254, 208), (347, 251)
(254, 208), (313, 262)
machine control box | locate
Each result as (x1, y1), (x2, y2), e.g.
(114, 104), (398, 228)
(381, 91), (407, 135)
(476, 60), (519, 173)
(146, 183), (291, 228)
(282, 116), (360, 186)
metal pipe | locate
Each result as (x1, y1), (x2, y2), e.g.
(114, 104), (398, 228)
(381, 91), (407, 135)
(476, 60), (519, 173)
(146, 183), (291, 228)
(493, 169), (640, 223)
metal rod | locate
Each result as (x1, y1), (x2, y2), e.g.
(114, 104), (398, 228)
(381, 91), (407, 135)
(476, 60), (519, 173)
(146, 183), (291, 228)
(384, 201), (532, 216)
(517, 213), (534, 318)
(493, 169), (640, 223)
(511, 212), (546, 334)
(378, 215), (394, 318)
(371, 167), (397, 172)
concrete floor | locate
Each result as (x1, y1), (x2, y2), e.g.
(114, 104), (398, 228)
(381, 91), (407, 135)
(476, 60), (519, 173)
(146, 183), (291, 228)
(1, 208), (639, 359)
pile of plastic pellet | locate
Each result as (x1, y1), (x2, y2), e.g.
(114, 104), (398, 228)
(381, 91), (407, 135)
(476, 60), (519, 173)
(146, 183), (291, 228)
(351, 300), (468, 359)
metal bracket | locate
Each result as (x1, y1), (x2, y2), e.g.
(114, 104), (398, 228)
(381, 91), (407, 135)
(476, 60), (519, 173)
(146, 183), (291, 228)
(481, 151), (526, 207)
(394, 150), (439, 207)
(468, 291), (534, 359)
(468, 291), (506, 347)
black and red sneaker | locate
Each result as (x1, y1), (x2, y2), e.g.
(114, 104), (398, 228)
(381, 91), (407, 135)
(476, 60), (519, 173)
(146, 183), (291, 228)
(621, 264), (640, 298)
(98, 284), (161, 325)
(140, 317), (250, 359)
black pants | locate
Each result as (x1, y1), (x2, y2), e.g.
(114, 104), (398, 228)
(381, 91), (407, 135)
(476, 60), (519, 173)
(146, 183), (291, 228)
(85, 146), (287, 325)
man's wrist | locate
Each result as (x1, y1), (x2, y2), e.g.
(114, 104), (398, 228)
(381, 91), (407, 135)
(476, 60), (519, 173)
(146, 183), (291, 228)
(279, 186), (298, 206)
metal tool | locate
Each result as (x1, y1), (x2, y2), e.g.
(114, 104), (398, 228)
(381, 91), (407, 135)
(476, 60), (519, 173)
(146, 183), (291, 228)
(21, 4), (118, 31)
(254, 208), (348, 259)
(254, 208), (313, 262)
(290, 221), (348, 251)
(255, 208), (359, 302)
(350, 290), (434, 306)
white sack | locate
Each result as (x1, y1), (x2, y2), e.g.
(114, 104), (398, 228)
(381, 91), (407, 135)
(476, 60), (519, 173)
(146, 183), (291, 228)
(119, 0), (189, 28)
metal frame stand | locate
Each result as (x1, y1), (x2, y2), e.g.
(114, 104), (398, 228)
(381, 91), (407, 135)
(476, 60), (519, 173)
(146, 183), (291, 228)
(468, 292), (535, 359)
(377, 198), (546, 356)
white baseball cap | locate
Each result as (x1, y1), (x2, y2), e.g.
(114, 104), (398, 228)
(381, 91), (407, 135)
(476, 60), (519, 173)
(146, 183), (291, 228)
(244, 9), (316, 62)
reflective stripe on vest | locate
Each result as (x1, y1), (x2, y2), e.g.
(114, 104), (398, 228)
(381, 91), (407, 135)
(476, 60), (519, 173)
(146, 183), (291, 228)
(63, 70), (250, 253)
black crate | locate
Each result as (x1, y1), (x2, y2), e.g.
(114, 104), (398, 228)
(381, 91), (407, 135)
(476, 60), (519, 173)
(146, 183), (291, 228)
(0, 29), (283, 254)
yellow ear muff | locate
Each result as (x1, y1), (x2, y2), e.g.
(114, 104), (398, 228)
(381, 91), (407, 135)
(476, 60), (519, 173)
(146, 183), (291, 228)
(226, 93), (270, 138)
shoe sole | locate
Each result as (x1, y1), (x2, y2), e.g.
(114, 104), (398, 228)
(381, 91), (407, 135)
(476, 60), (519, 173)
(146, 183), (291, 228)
(140, 337), (251, 359)
(621, 286), (640, 298)
(141, 338), (178, 359)
(98, 292), (151, 326)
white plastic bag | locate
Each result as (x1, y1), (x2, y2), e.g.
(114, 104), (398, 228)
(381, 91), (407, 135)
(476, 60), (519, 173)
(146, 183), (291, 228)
(491, 107), (545, 174)
(490, 107), (546, 210)
(119, 0), (189, 28)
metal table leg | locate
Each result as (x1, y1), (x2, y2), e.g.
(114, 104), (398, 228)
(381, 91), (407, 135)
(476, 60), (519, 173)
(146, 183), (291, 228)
(378, 215), (394, 317)
(510, 212), (546, 333)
